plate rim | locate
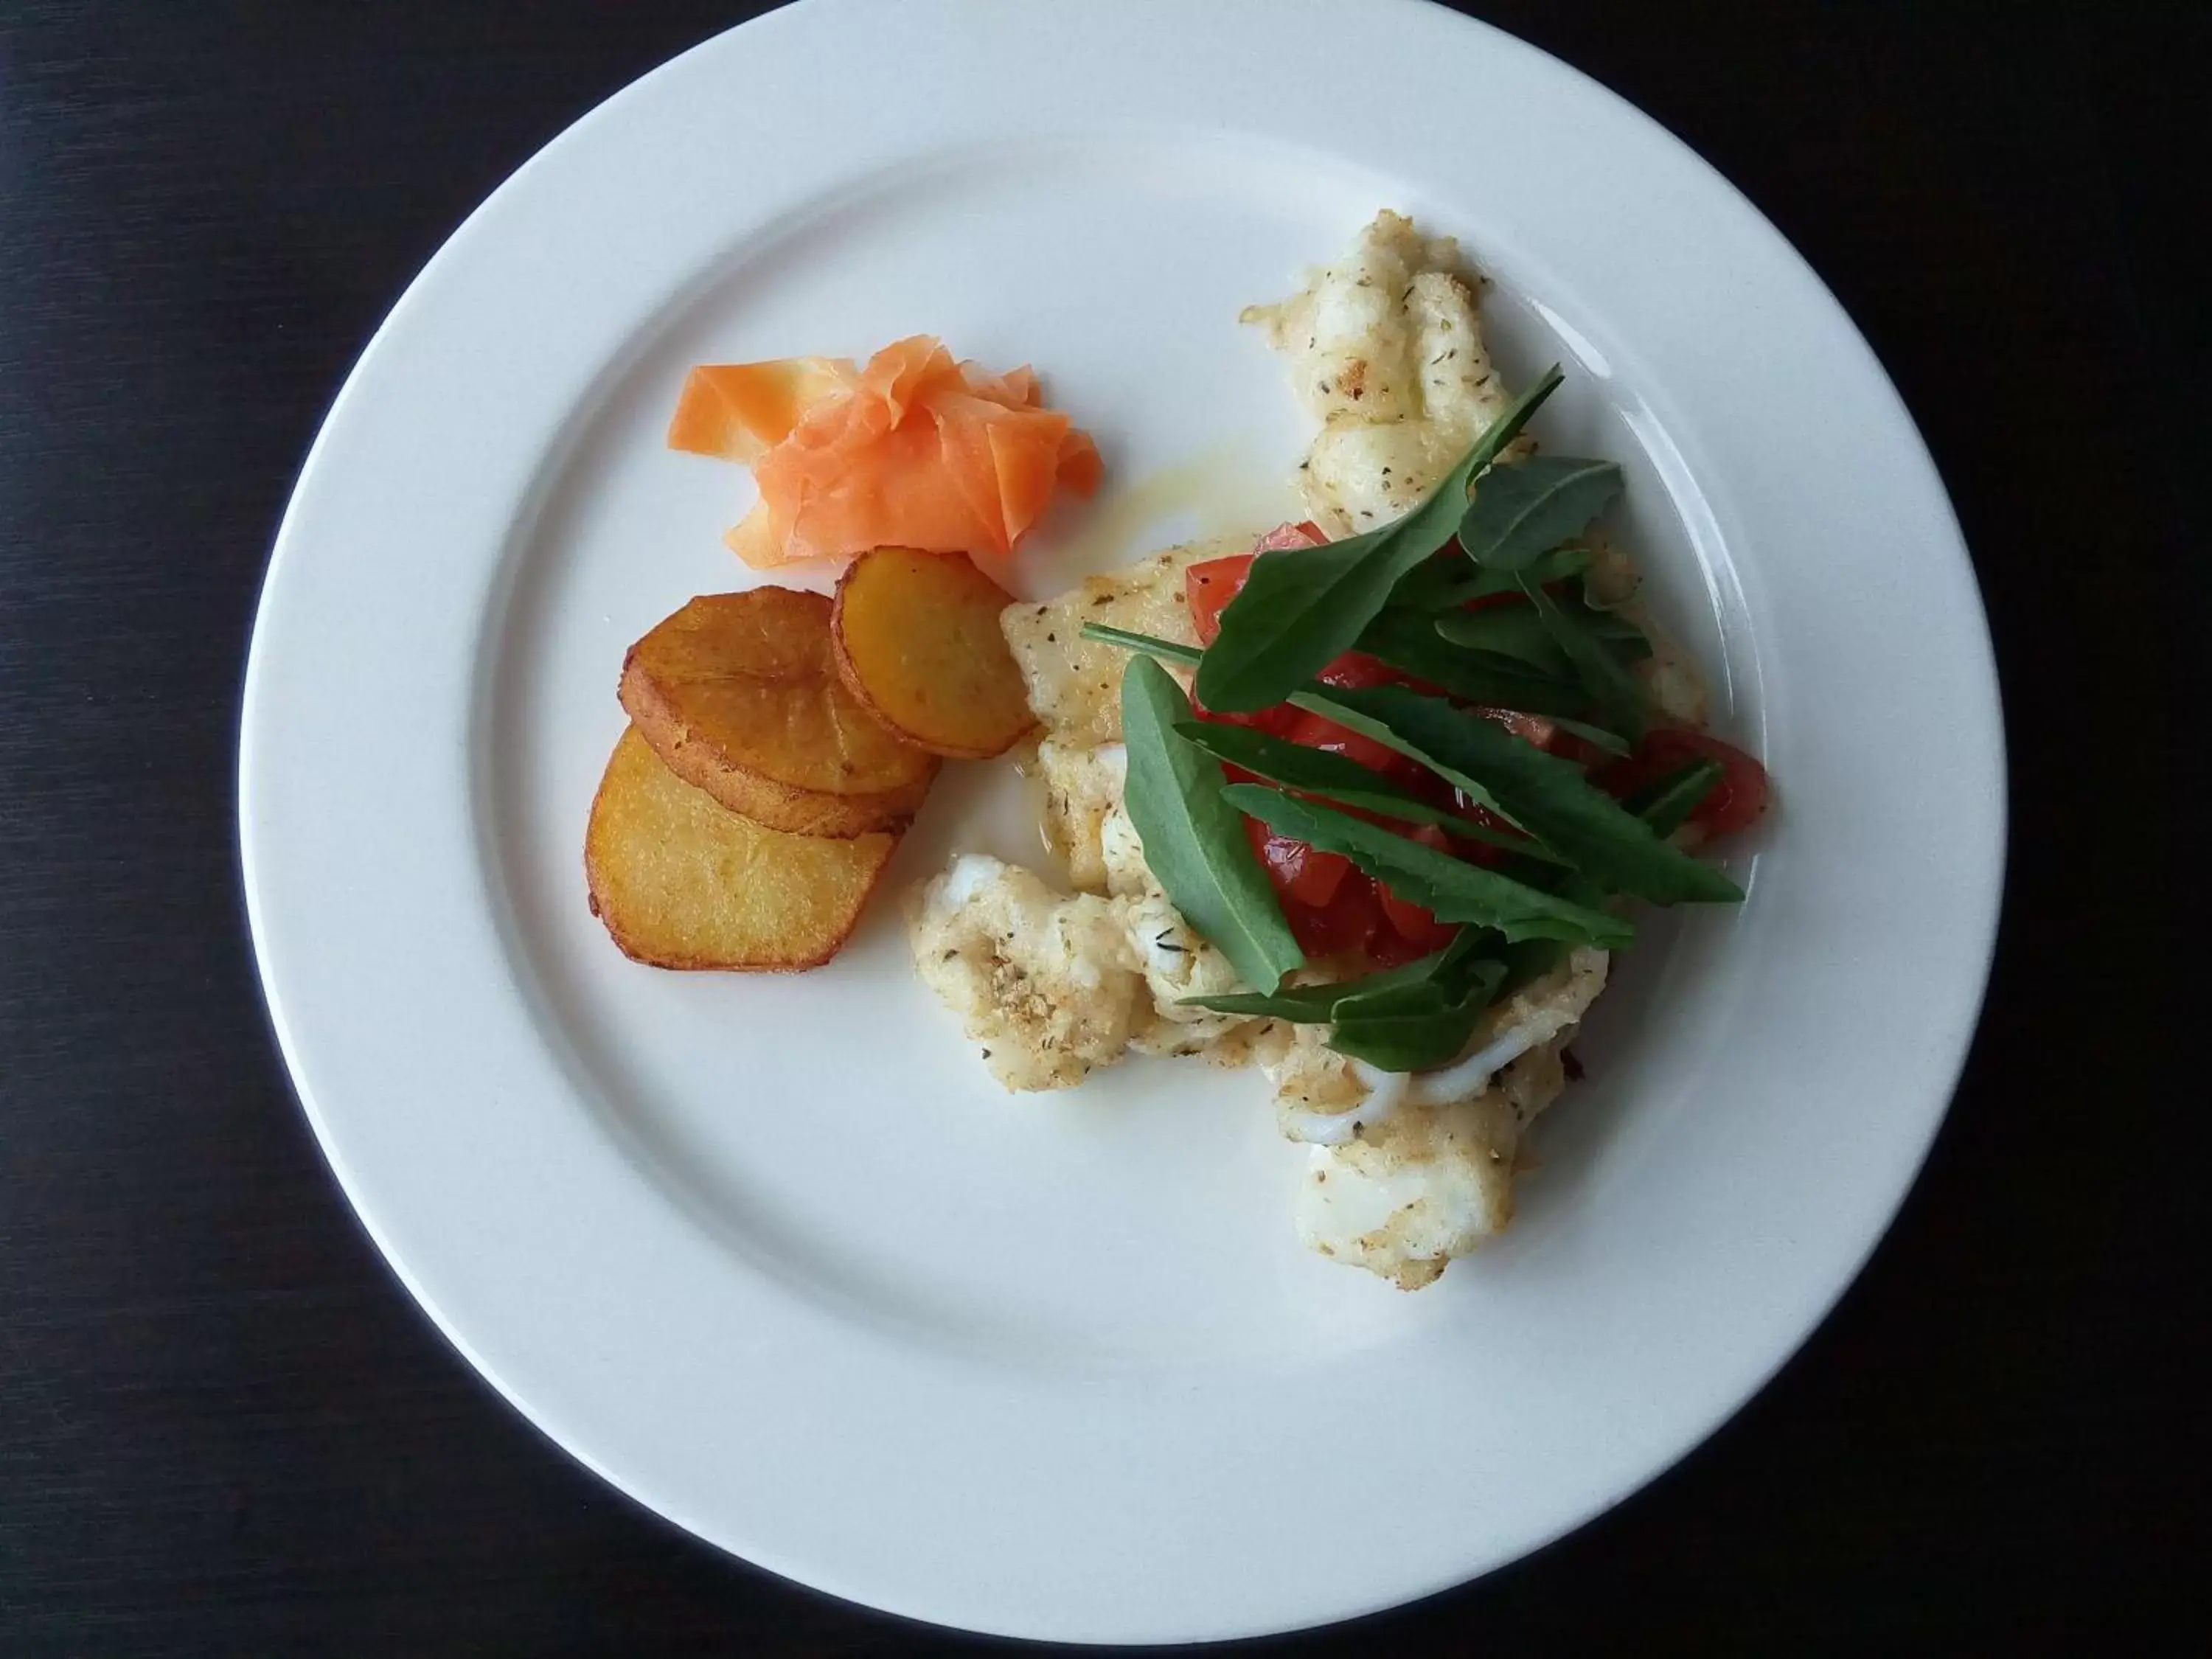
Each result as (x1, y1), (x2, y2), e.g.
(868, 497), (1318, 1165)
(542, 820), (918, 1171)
(238, 0), (2006, 1640)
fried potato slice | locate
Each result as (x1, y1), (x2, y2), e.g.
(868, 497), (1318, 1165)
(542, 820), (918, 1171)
(619, 588), (937, 838)
(585, 726), (898, 970)
(830, 548), (1035, 759)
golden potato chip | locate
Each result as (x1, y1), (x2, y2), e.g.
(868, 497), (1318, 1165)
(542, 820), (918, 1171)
(619, 588), (936, 838)
(585, 726), (898, 971)
(832, 547), (1035, 759)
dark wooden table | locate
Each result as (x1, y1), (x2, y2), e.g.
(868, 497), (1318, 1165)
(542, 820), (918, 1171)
(2, 3), (2197, 1652)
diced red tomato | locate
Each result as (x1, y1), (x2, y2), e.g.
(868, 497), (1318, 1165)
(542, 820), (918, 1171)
(1546, 730), (1615, 770)
(1312, 651), (1399, 692)
(1282, 708), (1410, 779)
(1186, 553), (1254, 645)
(1472, 706), (1557, 749)
(1243, 813), (1385, 963)
(1190, 685), (1301, 738)
(1190, 554), (1417, 765)
(1245, 818), (1352, 909)
(1363, 914), (1438, 969)
(1186, 524), (1326, 644)
(1183, 552), (1290, 736)
(1439, 795), (1522, 867)
(1374, 827), (1460, 953)
(1189, 521), (1588, 973)
(1282, 870), (1385, 959)
(1461, 591), (1520, 613)
(1251, 519), (1328, 552)
(1295, 652), (1419, 774)
(1599, 728), (1770, 839)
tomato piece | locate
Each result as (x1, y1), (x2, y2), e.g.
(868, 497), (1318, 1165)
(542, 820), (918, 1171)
(1284, 871), (1385, 959)
(1545, 729), (1615, 771)
(1284, 708), (1409, 779)
(1461, 590), (1522, 614)
(1290, 653), (1419, 776)
(1442, 794), (1526, 866)
(1599, 728), (1770, 838)
(1373, 825), (1461, 953)
(1376, 883), (1458, 953)
(1312, 650), (1400, 692)
(1472, 706), (1557, 749)
(1189, 526), (1330, 641)
(1363, 918), (1437, 969)
(1185, 553), (1254, 645)
(1251, 519), (1329, 552)
(1245, 818), (1353, 909)
(1191, 684), (1301, 738)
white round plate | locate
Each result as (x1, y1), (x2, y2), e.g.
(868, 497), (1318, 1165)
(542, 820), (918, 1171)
(240, 0), (2003, 1642)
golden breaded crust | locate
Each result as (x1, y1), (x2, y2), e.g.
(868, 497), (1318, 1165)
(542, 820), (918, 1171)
(998, 535), (1237, 746)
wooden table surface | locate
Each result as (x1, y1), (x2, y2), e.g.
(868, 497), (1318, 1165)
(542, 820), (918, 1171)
(1, 3), (2196, 1652)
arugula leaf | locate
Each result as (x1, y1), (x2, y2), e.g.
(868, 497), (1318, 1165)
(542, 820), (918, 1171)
(1284, 686), (1520, 827)
(1354, 922), (1494, 1000)
(1082, 613), (1614, 757)
(1119, 658), (1304, 992)
(1194, 366), (1564, 711)
(1300, 684), (1742, 903)
(1548, 714), (1632, 757)
(1082, 620), (1616, 766)
(1495, 762), (1728, 990)
(1520, 576), (1647, 742)
(1180, 947), (1458, 1022)
(1170, 719), (1568, 863)
(1328, 985), (1460, 1068)
(1618, 757), (1724, 838)
(1328, 958), (1508, 1071)
(1432, 603), (1571, 672)
(1079, 623), (1202, 667)
(1458, 455), (1623, 572)
(1180, 983), (1359, 1023)
(1496, 933), (1573, 996)
(1223, 785), (1634, 947)
(1567, 586), (1651, 653)
(1354, 608), (1596, 717)
(1394, 543), (1593, 612)
(1189, 930), (1512, 1070)
(1429, 587), (1648, 678)
(1079, 625), (1720, 897)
